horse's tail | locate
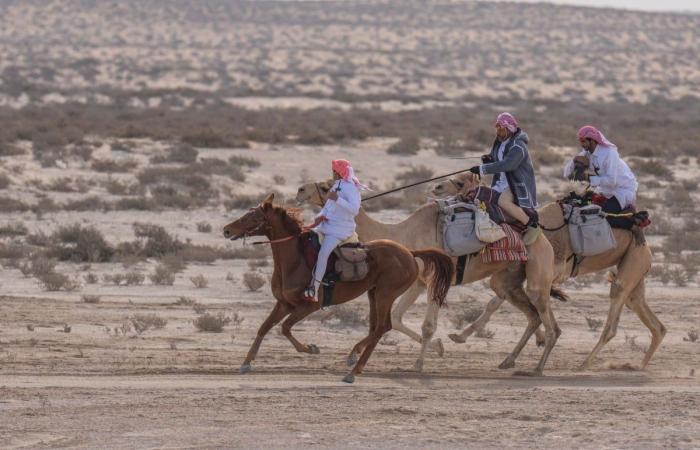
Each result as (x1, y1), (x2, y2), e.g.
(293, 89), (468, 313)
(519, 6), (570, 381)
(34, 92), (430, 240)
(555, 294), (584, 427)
(550, 286), (569, 302)
(411, 248), (454, 308)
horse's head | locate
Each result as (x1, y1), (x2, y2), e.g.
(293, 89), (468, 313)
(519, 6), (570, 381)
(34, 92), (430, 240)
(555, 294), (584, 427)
(295, 179), (333, 207)
(431, 172), (480, 197)
(223, 193), (275, 240)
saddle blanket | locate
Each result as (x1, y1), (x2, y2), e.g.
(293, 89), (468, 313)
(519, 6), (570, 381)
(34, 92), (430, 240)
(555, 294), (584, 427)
(481, 223), (528, 263)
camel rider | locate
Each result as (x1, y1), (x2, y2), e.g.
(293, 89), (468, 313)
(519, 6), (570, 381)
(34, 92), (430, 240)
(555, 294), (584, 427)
(304, 159), (364, 302)
(467, 112), (539, 242)
(563, 126), (638, 228)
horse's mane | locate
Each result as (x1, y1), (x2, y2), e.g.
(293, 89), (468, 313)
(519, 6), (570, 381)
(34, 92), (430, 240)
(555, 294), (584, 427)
(272, 204), (304, 233)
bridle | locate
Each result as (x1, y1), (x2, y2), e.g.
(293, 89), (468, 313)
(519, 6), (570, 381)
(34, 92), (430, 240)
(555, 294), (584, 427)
(234, 206), (311, 246)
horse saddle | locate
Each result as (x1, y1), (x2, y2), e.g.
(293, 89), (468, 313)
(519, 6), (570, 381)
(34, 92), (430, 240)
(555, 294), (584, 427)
(303, 231), (369, 282)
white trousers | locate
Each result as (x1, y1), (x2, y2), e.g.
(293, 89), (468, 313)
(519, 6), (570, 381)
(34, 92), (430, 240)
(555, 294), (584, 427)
(313, 234), (344, 296)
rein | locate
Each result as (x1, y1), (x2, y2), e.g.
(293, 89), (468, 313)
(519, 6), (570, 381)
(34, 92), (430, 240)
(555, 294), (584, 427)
(250, 227), (312, 246)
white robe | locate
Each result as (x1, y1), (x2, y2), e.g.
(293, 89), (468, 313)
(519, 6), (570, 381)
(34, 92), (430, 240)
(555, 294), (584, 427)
(316, 179), (361, 239)
(563, 144), (638, 208)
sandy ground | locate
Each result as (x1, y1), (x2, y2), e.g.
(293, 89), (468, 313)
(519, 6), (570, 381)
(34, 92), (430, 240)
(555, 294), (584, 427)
(0, 138), (698, 448)
(1, 280), (699, 448)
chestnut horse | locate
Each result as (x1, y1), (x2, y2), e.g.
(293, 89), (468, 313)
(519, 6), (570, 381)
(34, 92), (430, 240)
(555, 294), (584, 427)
(223, 194), (454, 383)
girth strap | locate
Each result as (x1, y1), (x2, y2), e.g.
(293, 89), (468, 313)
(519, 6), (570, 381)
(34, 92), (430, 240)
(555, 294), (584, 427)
(455, 254), (468, 285)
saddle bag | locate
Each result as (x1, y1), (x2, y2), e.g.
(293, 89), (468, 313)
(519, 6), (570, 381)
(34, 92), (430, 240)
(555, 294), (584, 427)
(334, 245), (369, 282)
(437, 199), (485, 257)
(567, 204), (616, 257)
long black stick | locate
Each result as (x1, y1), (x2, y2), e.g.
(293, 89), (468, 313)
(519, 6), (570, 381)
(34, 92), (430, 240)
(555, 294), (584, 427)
(361, 167), (475, 202)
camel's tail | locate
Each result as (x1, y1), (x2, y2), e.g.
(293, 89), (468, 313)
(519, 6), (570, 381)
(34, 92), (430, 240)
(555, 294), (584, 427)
(550, 286), (569, 302)
(411, 248), (455, 308)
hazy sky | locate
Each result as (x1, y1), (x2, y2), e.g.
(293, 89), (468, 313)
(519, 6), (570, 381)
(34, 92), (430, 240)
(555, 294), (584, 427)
(507, 0), (700, 12)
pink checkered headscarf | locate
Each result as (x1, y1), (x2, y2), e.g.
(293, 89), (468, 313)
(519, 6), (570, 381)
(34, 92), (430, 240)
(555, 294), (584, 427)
(331, 159), (368, 190)
(494, 112), (518, 133)
(577, 125), (616, 149)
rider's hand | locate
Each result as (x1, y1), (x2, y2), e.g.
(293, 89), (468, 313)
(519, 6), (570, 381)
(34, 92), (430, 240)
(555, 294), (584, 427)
(468, 166), (481, 175)
(481, 154), (493, 164)
(310, 216), (326, 228)
(327, 191), (338, 201)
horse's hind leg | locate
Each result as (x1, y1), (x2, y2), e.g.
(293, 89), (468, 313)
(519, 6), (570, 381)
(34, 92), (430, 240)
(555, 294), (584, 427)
(343, 295), (393, 384)
(280, 302), (322, 354)
(346, 291), (378, 367)
(241, 301), (290, 373)
(625, 280), (666, 369)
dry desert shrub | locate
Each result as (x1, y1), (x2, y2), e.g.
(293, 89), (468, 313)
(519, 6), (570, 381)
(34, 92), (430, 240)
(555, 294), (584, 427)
(176, 296), (197, 306)
(247, 258), (268, 269)
(0, 222), (28, 237)
(196, 222), (212, 233)
(132, 222), (183, 257)
(150, 143), (198, 164)
(683, 330), (699, 343)
(20, 256), (57, 278)
(49, 224), (114, 262)
(130, 314), (168, 334)
(37, 272), (79, 291)
(475, 328), (495, 339)
(387, 134), (420, 155)
(228, 155), (261, 168)
(313, 304), (368, 329)
(0, 173), (11, 189)
(190, 274), (208, 288)
(193, 312), (235, 333)
(81, 294), (100, 303)
(632, 159), (674, 179)
(585, 316), (603, 331)
(532, 147), (564, 167)
(243, 271), (266, 291)
(149, 264), (175, 285)
(0, 196), (31, 212)
(91, 158), (139, 173)
(83, 272), (99, 284)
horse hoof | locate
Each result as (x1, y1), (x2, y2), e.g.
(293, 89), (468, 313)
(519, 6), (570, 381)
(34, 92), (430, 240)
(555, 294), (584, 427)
(308, 344), (320, 355)
(240, 364), (252, 374)
(536, 339), (545, 348)
(498, 359), (515, 370)
(414, 359), (424, 372)
(346, 353), (358, 367)
(435, 338), (445, 357)
(342, 373), (355, 384)
(448, 333), (466, 344)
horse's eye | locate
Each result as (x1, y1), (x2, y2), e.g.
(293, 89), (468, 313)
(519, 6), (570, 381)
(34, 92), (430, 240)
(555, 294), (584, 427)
(321, 187), (329, 193)
(457, 182), (464, 188)
(299, 188), (305, 192)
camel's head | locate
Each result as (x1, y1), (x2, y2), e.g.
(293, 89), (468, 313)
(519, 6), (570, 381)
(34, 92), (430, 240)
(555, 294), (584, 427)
(223, 193), (274, 240)
(295, 179), (333, 207)
(431, 172), (480, 197)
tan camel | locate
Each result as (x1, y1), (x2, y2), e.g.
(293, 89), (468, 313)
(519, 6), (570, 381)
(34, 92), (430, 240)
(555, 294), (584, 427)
(297, 180), (562, 375)
(433, 172), (666, 369)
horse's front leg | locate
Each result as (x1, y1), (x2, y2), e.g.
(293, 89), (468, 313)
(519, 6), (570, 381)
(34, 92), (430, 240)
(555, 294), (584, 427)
(241, 301), (290, 373)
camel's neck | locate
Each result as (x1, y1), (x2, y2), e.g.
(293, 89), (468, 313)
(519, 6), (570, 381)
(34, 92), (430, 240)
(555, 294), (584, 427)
(354, 203), (439, 246)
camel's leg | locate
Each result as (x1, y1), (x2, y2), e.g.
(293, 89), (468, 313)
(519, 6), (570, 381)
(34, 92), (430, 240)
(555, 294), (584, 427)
(280, 302), (322, 354)
(498, 287), (542, 370)
(241, 301), (291, 372)
(448, 295), (505, 344)
(344, 292), (394, 383)
(414, 299), (440, 372)
(390, 281), (443, 354)
(581, 247), (650, 369)
(625, 281), (667, 369)
(528, 287), (560, 375)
